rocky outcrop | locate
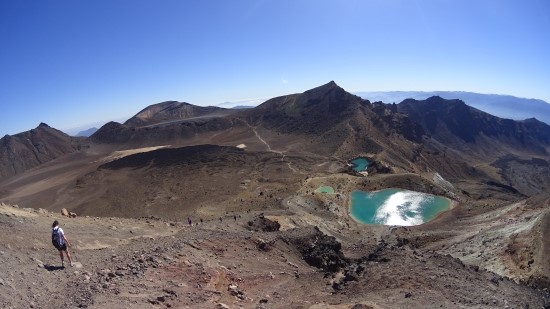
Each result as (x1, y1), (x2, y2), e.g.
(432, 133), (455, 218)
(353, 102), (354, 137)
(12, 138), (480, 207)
(247, 214), (280, 232)
(282, 226), (348, 273)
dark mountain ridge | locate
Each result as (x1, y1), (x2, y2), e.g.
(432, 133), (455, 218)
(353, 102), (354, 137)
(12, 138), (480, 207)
(239, 81), (426, 158)
(0, 123), (82, 181)
(358, 91), (550, 125)
(89, 81), (550, 163)
(398, 96), (550, 155)
(90, 117), (241, 148)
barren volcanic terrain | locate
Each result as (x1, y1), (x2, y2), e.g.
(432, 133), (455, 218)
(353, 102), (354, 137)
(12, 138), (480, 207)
(1, 82), (549, 308)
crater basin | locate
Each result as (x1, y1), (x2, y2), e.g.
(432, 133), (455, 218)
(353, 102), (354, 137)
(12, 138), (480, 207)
(350, 188), (452, 226)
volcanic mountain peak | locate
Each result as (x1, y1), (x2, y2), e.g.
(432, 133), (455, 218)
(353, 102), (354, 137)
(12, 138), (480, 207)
(124, 101), (224, 127)
(37, 122), (51, 129)
(247, 81), (372, 136)
(0, 124), (81, 180)
(89, 121), (127, 143)
(262, 81), (366, 112)
(303, 80), (340, 94)
(301, 80), (363, 104)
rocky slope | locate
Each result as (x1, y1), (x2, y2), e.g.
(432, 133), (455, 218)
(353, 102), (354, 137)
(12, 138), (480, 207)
(1, 201), (548, 309)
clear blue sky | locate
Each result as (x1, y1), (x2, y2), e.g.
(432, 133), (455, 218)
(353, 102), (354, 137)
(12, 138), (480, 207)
(1, 0), (549, 136)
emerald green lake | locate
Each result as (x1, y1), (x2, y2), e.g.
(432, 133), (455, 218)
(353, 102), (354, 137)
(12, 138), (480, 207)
(350, 189), (451, 226)
(315, 186), (335, 194)
(351, 157), (370, 172)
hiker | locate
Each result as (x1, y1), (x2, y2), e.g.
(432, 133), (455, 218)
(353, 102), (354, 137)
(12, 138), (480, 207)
(52, 220), (74, 267)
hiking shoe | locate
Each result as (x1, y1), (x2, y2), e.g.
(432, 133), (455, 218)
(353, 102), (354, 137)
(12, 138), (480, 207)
(70, 262), (75, 267)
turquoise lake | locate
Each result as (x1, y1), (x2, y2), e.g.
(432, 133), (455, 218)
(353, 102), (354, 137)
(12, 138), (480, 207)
(351, 157), (370, 172)
(315, 186), (335, 194)
(350, 188), (451, 226)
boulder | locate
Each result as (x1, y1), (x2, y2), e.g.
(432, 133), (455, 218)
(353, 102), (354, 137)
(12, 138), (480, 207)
(228, 283), (239, 296)
(282, 226), (348, 273)
(247, 214), (280, 232)
(61, 208), (69, 216)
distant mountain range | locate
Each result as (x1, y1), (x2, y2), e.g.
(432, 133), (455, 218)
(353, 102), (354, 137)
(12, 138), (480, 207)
(75, 127), (98, 137)
(215, 98), (267, 109)
(2, 82), (550, 186)
(356, 91), (550, 125)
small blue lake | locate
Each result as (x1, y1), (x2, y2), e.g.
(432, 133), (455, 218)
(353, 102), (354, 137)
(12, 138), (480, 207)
(350, 189), (451, 226)
(351, 157), (370, 172)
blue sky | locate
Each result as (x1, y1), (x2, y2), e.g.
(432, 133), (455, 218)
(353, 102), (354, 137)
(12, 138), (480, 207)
(1, 0), (549, 135)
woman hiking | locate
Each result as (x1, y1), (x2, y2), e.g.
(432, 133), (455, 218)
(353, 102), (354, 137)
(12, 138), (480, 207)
(52, 220), (74, 267)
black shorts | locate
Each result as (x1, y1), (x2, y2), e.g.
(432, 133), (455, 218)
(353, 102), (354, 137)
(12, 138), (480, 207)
(57, 243), (67, 251)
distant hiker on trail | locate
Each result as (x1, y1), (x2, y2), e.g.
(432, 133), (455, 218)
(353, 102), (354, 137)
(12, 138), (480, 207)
(51, 220), (74, 268)
(188, 217), (192, 226)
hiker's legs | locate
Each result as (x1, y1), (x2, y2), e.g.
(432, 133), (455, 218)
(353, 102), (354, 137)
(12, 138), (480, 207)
(64, 248), (73, 265)
(59, 250), (64, 266)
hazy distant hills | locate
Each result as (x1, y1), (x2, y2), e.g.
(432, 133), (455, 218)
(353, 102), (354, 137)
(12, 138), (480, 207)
(0, 123), (82, 180)
(357, 91), (550, 125)
(75, 127), (98, 137)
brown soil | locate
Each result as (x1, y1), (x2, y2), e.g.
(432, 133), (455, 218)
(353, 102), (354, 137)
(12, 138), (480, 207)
(1, 203), (548, 309)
